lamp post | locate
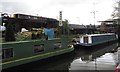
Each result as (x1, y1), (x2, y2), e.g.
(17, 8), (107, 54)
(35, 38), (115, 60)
(91, 2), (98, 34)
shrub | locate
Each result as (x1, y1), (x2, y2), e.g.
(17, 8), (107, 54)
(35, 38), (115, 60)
(16, 32), (31, 41)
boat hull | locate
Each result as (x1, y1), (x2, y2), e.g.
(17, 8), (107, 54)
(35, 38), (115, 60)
(1, 38), (74, 70)
(75, 38), (118, 48)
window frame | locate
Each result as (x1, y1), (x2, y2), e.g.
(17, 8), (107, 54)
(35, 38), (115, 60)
(2, 48), (14, 60)
(54, 42), (62, 49)
(34, 44), (44, 53)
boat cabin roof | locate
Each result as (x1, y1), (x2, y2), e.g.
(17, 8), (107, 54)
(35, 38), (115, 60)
(82, 33), (115, 37)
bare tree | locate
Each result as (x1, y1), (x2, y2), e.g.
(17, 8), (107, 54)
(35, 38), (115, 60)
(112, 1), (120, 40)
(111, 1), (120, 19)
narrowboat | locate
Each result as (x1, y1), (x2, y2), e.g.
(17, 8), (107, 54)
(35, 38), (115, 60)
(73, 33), (118, 47)
(0, 37), (74, 70)
(0, 13), (74, 70)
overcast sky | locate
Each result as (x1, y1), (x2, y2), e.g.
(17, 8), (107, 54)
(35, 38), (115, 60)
(0, 0), (117, 25)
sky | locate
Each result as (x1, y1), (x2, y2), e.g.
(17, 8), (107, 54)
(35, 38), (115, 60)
(0, 0), (118, 25)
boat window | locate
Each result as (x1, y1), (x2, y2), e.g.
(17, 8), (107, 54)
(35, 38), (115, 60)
(2, 48), (14, 59)
(34, 44), (44, 53)
(84, 37), (88, 44)
(54, 42), (62, 49)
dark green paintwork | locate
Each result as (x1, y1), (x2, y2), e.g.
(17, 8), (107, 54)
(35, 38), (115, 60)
(0, 38), (74, 69)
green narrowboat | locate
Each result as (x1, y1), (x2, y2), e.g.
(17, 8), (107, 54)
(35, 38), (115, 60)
(0, 37), (74, 69)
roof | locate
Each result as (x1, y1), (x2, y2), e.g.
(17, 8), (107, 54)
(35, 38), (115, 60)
(69, 24), (86, 29)
(98, 19), (116, 23)
(82, 33), (115, 37)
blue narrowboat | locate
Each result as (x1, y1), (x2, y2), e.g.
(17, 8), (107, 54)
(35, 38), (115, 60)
(74, 33), (118, 47)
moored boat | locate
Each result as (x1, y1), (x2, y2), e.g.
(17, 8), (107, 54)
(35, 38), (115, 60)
(73, 33), (118, 47)
(1, 37), (74, 69)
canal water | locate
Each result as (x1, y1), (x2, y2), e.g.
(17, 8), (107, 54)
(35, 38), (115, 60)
(3, 42), (120, 72)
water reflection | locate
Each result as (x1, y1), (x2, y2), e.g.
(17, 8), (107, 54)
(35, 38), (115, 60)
(80, 43), (118, 62)
(70, 42), (119, 71)
(3, 42), (120, 72)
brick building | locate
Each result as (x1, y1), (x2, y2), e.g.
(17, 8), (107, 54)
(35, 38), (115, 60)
(99, 19), (118, 33)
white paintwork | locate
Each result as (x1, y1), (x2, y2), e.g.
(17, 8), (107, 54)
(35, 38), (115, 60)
(116, 34), (118, 39)
(80, 36), (92, 44)
(86, 33), (115, 37)
(88, 36), (92, 43)
(79, 36), (92, 44)
(80, 36), (84, 43)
